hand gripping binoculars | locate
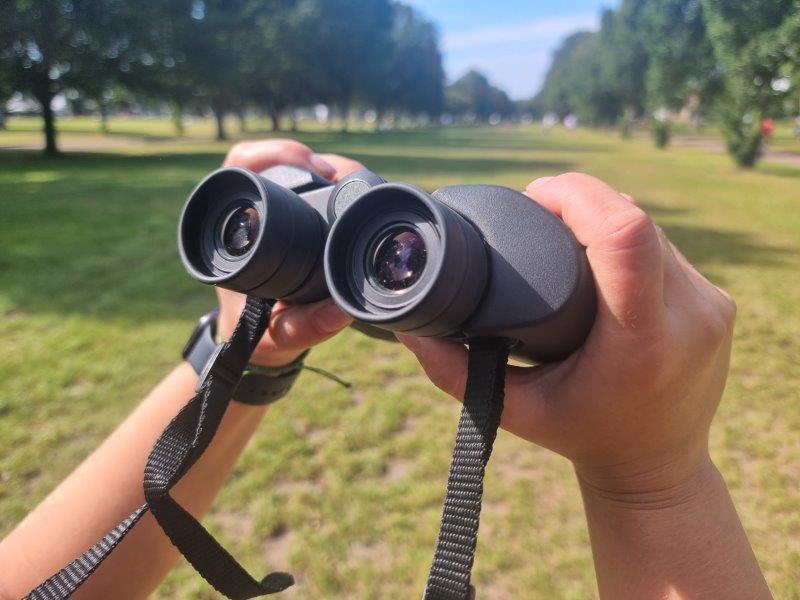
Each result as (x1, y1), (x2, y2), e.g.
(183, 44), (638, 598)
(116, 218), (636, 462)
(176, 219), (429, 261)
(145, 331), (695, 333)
(178, 165), (596, 363)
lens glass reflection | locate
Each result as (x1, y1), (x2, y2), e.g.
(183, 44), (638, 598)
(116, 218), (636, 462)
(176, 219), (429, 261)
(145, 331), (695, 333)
(372, 227), (427, 291)
(222, 205), (259, 257)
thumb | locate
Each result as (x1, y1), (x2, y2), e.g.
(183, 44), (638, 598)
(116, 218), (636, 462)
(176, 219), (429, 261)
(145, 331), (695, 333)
(396, 334), (468, 401)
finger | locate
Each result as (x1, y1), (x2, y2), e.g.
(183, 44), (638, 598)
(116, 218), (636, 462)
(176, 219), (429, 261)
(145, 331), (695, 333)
(395, 335), (468, 400)
(257, 298), (352, 355)
(315, 153), (366, 181)
(223, 139), (337, 179)
(526, 173), (664, 330)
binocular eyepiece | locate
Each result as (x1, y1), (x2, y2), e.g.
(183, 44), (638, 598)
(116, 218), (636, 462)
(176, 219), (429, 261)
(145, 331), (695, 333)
(179, 165), (596, 362)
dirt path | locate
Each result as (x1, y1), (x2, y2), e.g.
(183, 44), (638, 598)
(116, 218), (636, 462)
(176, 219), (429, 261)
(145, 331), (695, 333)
(676, 136), (800, 168)
(0, 135), (165, 152)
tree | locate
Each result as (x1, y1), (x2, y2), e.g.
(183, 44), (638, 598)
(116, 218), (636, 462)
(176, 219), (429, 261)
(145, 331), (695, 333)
(0, 0), (140, 153)
(634, 0), (721, 146)
(121, 1), (201, 136)
(446, 70), (493, 120)
(311, 0), (394, 131)
(372, 4), (444, 124)
(701, 0), (800, 166)
(599, 2), (649, 126)
(537, 31), (596, 119)
(238, 1), (323, 132)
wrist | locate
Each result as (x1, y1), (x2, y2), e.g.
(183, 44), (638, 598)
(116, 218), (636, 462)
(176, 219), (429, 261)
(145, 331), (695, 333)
(247, 347), (306, 368)
(217, 313), (306, 367)
(575, 449), (716, 510)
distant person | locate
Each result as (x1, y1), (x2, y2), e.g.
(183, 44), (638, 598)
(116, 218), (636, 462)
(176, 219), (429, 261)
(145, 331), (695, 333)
(0, 140), (772, 599)
(761, 117), (775, 141)
(541, 112), (558, 130)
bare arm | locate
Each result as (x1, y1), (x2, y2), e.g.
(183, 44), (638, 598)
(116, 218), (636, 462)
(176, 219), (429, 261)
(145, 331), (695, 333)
(579, 457), (769, 599)
(0, 141), (363, 599)
(0, 363), (272, 599)
(397, 172), (772, 599)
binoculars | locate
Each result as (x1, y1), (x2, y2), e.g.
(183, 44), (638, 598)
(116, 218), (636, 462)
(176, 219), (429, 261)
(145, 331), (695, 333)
(178, 165), (596, 362)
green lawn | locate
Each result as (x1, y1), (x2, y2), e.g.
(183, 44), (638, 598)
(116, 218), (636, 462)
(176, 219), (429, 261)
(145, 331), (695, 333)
(1, 121), (798, 599)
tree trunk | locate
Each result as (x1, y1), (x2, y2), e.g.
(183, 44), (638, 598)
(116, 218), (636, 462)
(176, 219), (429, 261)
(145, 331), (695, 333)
(289, 111), (298, 132)
(269, 108), (281, 132)
(340, 101), (350, 133)
(40, 94), (59, 156)
(0, 105), (7, 130)
(99, 101), (109, 134)
(171, 102), (185, 136)
(237, 108), (248, 133)
(212, 105), (227, 140)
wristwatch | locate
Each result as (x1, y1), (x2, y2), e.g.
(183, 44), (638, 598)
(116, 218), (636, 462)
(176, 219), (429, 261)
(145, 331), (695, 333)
(182, 309), (306, 405)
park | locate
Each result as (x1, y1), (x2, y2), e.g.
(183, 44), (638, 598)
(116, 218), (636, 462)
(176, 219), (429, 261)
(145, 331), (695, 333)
(1, 1), (799, 599)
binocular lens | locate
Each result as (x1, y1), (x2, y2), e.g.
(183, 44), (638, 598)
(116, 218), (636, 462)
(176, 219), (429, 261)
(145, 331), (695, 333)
(179, 167), (329, 302)
(371, 227), (427, 291)
(325, 183), (488, 337)
(221, 204), (260, 257)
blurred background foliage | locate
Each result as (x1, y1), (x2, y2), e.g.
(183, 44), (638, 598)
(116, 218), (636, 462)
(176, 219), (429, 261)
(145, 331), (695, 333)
(1, 1), (800, 598)
(1, 0), (799, 165)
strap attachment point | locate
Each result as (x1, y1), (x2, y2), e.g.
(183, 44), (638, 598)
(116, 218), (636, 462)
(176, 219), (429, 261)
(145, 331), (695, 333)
(195, 342), (242, 393)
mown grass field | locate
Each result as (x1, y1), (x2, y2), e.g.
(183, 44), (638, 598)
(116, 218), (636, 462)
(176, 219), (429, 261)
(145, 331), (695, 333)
(1, 119), (798, 598)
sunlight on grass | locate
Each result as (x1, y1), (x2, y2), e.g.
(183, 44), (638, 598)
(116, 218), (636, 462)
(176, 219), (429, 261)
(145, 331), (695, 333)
(1, 122), (798, 598)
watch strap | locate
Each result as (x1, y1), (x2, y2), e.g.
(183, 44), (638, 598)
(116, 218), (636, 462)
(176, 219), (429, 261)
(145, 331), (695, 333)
(183, 309), (307, 406)
(233, 350), (309, 406)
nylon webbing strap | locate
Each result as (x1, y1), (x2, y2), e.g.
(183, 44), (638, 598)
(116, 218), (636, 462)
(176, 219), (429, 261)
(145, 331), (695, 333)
(423, 338), (510, 600)
(26, 296), (293, 600)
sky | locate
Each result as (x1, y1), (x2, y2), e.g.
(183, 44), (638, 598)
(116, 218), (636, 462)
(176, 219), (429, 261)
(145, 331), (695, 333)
(405, 0), (616, 100)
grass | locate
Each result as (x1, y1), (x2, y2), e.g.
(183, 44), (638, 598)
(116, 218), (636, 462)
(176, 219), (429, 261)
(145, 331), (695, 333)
(1, 120), (799, 599)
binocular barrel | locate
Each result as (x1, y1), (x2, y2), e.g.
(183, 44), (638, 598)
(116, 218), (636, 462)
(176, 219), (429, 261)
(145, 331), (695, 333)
(178, 167), (331, 303)
(178, 166), (596, 362)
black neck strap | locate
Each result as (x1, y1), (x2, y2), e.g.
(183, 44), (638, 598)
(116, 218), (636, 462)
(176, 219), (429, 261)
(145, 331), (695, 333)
(424, 337), (510, 599)
(26, 298), (509, 600)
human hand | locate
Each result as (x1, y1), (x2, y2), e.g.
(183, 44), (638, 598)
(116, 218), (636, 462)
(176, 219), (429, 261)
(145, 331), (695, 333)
(397, 172), (737, 499)
(216, 139), (365, 366)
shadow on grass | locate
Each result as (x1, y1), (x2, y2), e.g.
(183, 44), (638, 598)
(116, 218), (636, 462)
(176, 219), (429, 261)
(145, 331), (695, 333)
(0, 149), (793, 323)
(637, 202), (794, 285)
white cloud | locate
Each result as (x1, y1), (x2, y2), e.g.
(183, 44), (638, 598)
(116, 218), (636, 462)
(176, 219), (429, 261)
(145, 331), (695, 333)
(443, 13), (599, 52)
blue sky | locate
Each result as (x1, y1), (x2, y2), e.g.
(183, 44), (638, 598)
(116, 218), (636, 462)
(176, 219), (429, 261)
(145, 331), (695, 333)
(405, 0), (616, 99)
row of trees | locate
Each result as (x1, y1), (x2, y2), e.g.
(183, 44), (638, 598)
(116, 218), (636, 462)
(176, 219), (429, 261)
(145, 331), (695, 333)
(536, 0), (800, 166)
(0, 0), (449, 154)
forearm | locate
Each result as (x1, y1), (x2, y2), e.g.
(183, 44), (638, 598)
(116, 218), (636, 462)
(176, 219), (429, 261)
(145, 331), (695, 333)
(0, 362), (268, 599)
(578, 456), (771, 600)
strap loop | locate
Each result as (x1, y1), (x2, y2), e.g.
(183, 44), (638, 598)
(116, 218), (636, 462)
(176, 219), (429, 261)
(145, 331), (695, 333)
(27, 302), (509, 600)
(423, 337), (510, 600)
(26, 296), (292, 600)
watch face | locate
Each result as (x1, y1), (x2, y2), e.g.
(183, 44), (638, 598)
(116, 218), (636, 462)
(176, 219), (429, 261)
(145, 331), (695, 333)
(182, 309), (219, 360)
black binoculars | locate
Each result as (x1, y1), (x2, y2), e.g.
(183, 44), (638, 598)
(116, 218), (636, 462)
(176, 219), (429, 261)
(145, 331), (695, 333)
(178, 165), (596, 362)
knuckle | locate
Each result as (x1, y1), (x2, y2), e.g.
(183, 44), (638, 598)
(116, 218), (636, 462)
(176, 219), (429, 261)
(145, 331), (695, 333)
(600, 207), (656, 252)
(694, 304), (731, 348)
(225, 142), (248, 162)
(268, 311), (297, 348)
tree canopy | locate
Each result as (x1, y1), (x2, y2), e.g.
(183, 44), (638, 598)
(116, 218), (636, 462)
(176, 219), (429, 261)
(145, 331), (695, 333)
(0, 0), (448, 152)
(536, 0), (799, 165)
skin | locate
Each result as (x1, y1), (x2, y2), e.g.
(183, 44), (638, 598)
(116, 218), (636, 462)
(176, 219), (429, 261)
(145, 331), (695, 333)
(0, 150), (771, 599)
(0, 140), (358, 600)
(396, 173), (772, 599)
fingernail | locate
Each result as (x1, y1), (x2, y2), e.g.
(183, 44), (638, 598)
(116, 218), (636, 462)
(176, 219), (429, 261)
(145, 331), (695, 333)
(313, 301), (352, 333)
(527, 176), (553, 190)
(309, 153), (336, 179)
(395, 333), (421, 352)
